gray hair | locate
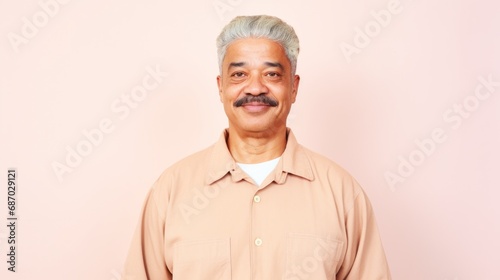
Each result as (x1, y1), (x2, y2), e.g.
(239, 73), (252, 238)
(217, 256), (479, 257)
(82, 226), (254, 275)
(216, 15), (300, 75)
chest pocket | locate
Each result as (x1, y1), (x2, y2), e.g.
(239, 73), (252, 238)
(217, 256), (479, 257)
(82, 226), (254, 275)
(284, 233), (344, 280)
(173, 238), (231, 280)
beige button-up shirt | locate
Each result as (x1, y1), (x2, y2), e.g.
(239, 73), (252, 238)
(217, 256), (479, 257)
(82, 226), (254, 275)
(123, 129), (391, 279)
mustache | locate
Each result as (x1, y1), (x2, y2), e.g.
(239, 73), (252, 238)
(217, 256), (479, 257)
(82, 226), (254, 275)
(233, 95), (279, 107)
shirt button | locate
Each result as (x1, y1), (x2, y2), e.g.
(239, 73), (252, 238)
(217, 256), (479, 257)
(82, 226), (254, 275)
(253, 195), (261, 203)
(254, 238), (263, 246)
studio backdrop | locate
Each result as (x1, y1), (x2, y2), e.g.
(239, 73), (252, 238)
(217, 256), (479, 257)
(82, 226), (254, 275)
(1, 0), (499, 279)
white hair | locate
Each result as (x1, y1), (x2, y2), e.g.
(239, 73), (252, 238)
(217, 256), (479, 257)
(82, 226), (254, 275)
(216, 15), (300, 75)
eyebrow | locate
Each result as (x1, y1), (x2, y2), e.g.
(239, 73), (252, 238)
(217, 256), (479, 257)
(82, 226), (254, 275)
(228, 62), (246, 71)
(264, 61), (284, 70)
(227, 61), (285, 71)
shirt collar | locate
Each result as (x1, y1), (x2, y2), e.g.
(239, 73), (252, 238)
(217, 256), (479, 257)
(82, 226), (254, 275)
(205, 128), (314, 185)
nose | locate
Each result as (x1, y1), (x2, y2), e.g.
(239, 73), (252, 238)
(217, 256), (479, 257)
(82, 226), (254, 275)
(244, 74), (269, 96)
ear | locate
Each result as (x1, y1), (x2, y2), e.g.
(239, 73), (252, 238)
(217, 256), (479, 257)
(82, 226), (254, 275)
(291, 74), (300, 103)
(217, 75), (223, 102)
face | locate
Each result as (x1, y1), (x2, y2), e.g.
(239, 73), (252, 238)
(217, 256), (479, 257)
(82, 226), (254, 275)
(217, 38), (300, 134)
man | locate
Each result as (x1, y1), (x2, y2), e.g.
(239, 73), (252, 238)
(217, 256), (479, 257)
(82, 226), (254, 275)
(124, 15), (391, 279)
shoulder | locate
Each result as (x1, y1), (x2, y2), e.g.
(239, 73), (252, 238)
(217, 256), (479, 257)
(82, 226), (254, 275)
(159, 143), (216, 180)
(300, 144), (355, 180)
(168, 144), (216, 173)
(139, 143), (218, 217)
(299, 144), (366, 206)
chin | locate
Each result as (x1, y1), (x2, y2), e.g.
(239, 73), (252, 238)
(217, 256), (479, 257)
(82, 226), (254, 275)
(242, 126), (269, 133)
(234, 122), (269, 133)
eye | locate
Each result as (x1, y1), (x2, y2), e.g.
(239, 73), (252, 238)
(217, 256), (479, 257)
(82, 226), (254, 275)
(265, 72), (282, 79)
(231, 72), (246, 78)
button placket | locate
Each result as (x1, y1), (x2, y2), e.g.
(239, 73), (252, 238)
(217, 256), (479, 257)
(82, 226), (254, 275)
(250, 189), (265, 277)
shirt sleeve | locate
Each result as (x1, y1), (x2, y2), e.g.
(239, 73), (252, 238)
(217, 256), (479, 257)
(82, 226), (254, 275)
(336, 188), (392, 280)
(122, 180), (172, 280)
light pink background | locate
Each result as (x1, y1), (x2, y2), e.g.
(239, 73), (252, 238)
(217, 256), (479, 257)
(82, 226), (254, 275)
(1, 0), (499, 279)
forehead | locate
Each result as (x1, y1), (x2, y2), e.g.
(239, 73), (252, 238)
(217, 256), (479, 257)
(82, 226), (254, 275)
(223, 38), (290, 67)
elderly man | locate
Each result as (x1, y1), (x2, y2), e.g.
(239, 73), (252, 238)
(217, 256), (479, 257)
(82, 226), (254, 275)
(124, 15), (391, 279)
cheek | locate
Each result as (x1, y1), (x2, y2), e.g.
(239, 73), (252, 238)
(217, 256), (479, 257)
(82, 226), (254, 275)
(268, 86), (293, 102)
(221, 93), (236, 108)
(223, 87), (244, 101)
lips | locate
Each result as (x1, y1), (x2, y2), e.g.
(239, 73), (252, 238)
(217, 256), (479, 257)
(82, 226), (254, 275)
(243, 102), (271, 106)
(241, 102), (271, 112)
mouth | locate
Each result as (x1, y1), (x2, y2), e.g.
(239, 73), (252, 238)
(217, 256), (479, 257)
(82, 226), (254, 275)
(241, 102), (272, 113)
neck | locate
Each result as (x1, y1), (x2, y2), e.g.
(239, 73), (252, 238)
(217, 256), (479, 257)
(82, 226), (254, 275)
(226, 126), (287, 164)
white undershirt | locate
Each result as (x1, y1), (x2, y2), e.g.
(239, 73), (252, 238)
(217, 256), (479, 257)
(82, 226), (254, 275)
(236, 157), (281, 187)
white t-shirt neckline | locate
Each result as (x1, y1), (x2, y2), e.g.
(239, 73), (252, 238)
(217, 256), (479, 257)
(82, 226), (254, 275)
(236, 157), (281, 187)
